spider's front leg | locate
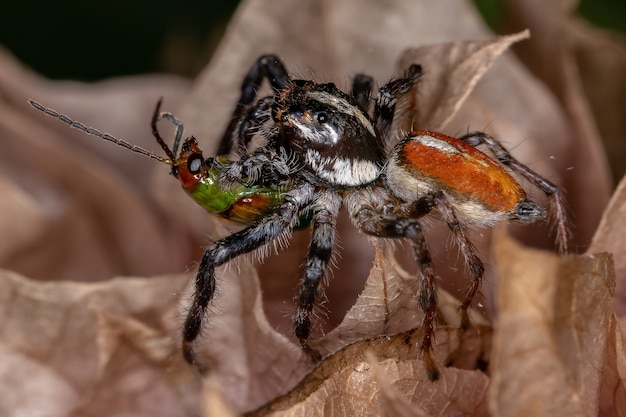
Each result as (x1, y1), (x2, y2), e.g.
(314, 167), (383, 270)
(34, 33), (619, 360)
(234, 96), (276, 154)
(351, 74), (374, 112)
(294, 190), (343, 358)
(217, 145), (297, 189)
(182, 182), (315, 371)
(349, 188), (442, 380)
(373, 64), (423, 139)
(218, 55), (291, 156)
(459, 131), (571, 254)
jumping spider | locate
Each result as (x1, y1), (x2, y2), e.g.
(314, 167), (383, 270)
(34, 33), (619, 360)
(30, 54), (570, 381)
(185, 55), (570, 380)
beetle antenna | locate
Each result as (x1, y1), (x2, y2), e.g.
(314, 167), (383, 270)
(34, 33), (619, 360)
(150, 97), (180, 162)
(28, 99), (173, 165)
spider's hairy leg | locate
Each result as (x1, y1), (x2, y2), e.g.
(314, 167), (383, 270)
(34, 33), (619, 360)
(432, 192), (485, 332)
(218, 55), (291, 156)
(351, 73), (374, 112)
(459, 131), (571, 254)
(373, 64), (423, 139)
(349, 188), (441, 381)
(182, 182), (315, 371)
(219, 147), (295, 188)
(294, 191), (342, 358)
(235, 96), (275, 154)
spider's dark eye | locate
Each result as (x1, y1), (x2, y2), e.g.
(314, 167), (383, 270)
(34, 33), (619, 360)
(187, 154), (203, 174)
(316, 112), (328, 123)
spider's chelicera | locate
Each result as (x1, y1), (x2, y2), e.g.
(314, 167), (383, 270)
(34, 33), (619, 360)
(30, 54), (570, 381)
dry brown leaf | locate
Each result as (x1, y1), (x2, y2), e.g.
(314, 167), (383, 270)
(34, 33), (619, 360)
(1, 0), (622, 415)
(568, 19), (626, 183)
(72, 310), (199, 417)
(589, 173), (626, 316)
(490, 229), (615, 417)
(397, 30), (530, 133)
(587, 172), (626, 416)
(0, 270), (200, 416)
(597, 316), (626, 416)
(248, 329), (490, 417)
(201, 376), (241, 417)
(365, 351), (432, 417)
(0, 47), (194, 282)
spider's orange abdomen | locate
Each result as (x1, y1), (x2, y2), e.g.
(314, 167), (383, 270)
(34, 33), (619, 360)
(386, 131), (526, 222)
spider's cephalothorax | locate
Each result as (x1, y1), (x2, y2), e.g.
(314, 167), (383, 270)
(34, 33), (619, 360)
(272, 79), (383, 187)
(182, 55), (570, 380)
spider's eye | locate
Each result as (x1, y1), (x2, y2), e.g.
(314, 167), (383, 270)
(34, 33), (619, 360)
(316, 111), (328, 123)
(187, 154), (203, 174)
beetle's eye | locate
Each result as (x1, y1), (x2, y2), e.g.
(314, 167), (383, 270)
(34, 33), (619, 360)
(188, 154), (203, 173)
(316, 112), (328, 123)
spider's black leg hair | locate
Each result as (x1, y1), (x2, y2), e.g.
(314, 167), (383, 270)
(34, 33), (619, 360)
(351, 74), (373, 112)
(218, 146), (294, 189)
(235, 96), (274, 154)
(459, 132), (571, 255)
(182, 182), (315, 372)
(350, 188), (440, 381)
(373, 64), (423, 139)
(294, 190), (342, 358)
(217, 54), (291, 156)
(431, 192), (485, 333)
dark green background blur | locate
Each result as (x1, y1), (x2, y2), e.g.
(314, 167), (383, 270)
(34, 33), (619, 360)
(1, 0), (624, 81)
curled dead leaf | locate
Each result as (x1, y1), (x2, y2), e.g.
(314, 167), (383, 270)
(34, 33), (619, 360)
(0, 270), (200, 417)
(1, 0), (623, 415)
(248, 328), (490, 417)
(490, 228), (615, 417)
(397, 30), (530, 133)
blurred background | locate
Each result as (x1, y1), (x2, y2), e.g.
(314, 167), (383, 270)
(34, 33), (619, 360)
(1, 0), (624, 81)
